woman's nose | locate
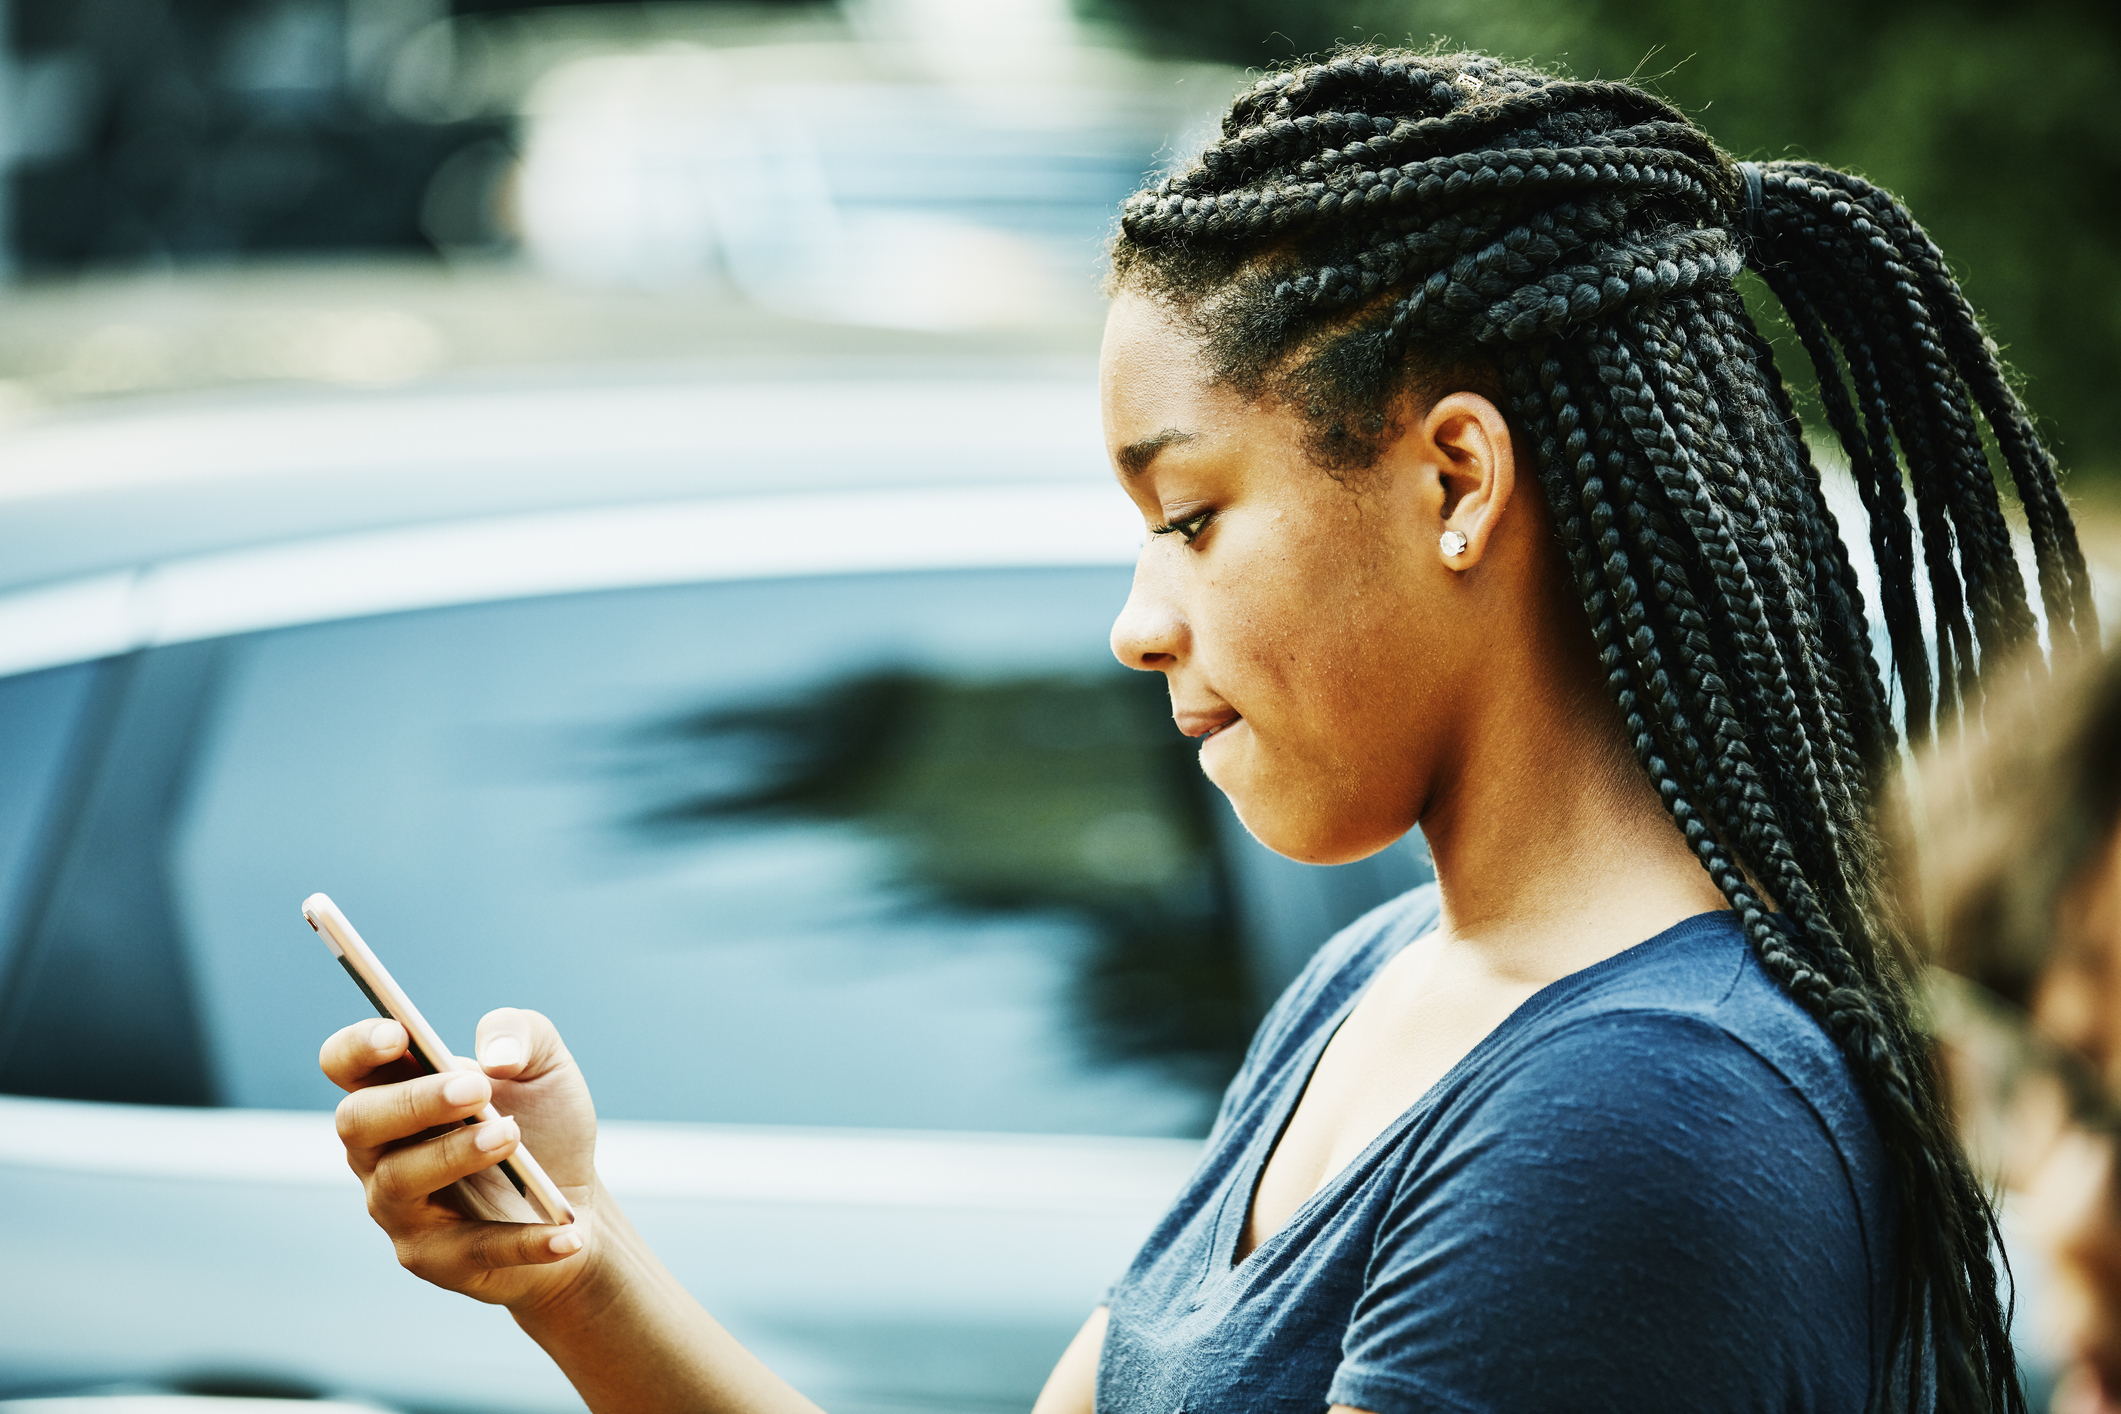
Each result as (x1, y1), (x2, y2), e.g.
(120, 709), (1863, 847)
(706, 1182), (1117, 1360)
(1111, 561), (1186, 672)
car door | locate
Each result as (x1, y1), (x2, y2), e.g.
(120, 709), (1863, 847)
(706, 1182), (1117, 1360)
(0, 516), (1427, 1412)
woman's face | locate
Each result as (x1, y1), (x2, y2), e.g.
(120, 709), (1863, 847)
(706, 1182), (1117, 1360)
(1099, 290), (1524, 865)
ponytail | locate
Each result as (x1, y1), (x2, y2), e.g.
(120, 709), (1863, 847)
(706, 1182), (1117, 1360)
(1742, 158), (2096, 741)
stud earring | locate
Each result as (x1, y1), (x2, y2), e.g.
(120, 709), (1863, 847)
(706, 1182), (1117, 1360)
(1440, 530), (1469, 557)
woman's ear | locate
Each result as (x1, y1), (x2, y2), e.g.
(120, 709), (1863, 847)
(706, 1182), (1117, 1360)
(1417, 391), (1517, 572)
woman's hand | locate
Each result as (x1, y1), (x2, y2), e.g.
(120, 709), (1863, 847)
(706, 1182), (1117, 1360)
(320, 1007), (602, 1311)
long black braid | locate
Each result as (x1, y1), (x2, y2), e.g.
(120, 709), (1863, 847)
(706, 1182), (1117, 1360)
(1112, 48), (2100, 1413)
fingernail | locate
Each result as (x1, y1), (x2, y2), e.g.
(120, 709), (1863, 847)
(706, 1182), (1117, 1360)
(549, 1228), (583, 1255)
(368, 1020), (403, 1052)
(473, 1118), (517, 1152)
(482, 1036), (524, 1069)
(443, 1073), (487, 1106)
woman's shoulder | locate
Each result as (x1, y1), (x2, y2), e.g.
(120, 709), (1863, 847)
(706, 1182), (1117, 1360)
(1513, 910), (1870, 1115)
(1457, 910), (1886, 1210)
(1389, 916), (1890, 1284)
(1343, 915), (1895, 1414)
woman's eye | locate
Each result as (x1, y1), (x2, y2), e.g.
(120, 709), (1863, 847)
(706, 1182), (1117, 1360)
(1151, 509), (1216, 545)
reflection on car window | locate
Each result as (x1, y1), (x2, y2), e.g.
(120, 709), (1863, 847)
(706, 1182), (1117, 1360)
(0, 663), (99, 975)
(0, 651), (225, 1106)
(173, 569), (1257, 1136)
(635, 667), (1250, 1109)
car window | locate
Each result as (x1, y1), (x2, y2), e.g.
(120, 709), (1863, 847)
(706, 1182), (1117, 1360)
(0, 662), (100, 970)
(0, 649), (224, 1106)
(173, 568), (1278, 1136)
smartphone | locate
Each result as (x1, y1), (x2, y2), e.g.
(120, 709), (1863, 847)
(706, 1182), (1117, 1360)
(303, 892), (576, 1227)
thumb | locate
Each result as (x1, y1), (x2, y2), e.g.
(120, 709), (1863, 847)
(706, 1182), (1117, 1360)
(474, 1006), (567, 1081)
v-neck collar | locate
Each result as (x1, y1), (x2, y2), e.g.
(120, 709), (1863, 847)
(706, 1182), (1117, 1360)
(1218, 904), (1734, 1273)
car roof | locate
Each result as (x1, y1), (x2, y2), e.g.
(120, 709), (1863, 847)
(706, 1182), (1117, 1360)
(0, 363), (1109, 594)
(0, 365), (1142, 678)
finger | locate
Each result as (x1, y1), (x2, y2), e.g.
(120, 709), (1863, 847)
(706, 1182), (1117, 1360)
(369, 1115), (522, 1215)
(336, 1067), (493, 1156)
(320, 1019), (417, 1092)
(397, 1216), (588, 1285)
(475, 1007), (570, 1081)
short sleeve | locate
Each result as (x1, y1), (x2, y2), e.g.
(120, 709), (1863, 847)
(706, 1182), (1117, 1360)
(1326, 1012), (1879, 1414)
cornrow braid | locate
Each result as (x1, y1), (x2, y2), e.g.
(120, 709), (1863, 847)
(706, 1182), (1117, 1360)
(1112, 45), (2098, 1414)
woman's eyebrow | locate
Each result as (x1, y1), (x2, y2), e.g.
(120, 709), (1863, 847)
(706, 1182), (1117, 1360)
(1117, 427), (1198, 477)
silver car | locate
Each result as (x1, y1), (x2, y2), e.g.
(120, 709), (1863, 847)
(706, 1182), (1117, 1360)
(0, 369), (1428, 1412)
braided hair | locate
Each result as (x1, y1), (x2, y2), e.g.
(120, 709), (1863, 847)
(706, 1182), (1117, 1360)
(1112, 47), (2099, 1413)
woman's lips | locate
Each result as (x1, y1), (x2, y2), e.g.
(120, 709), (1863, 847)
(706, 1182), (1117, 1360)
(1175, 708), (1241, 739)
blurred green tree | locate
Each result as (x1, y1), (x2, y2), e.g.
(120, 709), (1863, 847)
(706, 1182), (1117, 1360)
(1084, 0), (2121, 481)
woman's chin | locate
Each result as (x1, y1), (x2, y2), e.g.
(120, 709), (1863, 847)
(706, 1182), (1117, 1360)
(1196, 714), (1250, 771)
(1205, 732), (1400, 866)
(1197, 717), (1273, 821)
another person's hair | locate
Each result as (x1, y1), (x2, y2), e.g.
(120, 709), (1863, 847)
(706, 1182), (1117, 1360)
(1111, 46), (2099, 1413)
(1911, 646), (2121, 1011)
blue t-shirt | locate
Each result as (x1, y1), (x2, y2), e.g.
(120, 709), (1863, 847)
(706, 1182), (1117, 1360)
(1099, 886), (1901, 1413)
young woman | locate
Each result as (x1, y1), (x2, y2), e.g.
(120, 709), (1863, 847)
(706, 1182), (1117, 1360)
(320, 49), (2094, 1413)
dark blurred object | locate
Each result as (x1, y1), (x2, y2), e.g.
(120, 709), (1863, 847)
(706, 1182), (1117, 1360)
(1084, 0), (2121, 474)
(4, 0), (511, 268)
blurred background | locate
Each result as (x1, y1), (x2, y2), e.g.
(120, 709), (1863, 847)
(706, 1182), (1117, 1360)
(0, 1), (2116, 1412)
(0, 0), (2116, 477)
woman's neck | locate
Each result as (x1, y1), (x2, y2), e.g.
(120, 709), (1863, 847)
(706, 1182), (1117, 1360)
(1415, 648), (1729, 984)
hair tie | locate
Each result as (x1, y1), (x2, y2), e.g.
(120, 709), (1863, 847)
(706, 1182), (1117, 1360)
(1736, 161), (1766, 262)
